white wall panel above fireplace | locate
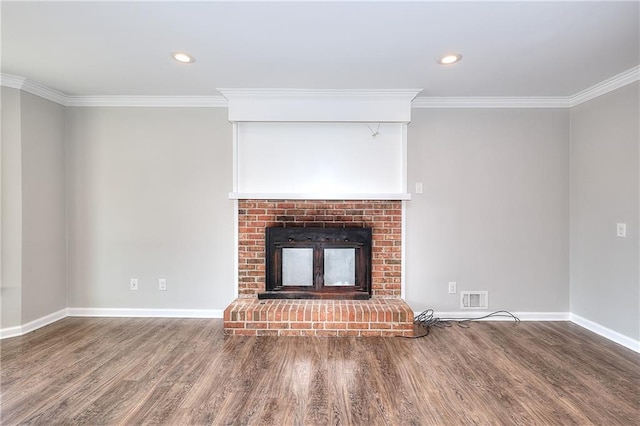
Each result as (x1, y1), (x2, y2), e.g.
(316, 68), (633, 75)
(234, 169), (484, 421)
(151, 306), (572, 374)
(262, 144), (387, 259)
(219, 89), (421, 123)
(232, 122), (408, 198)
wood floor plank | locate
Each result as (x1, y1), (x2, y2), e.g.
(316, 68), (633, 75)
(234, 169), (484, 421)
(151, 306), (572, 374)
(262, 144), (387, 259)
(1, 318), (638, 425)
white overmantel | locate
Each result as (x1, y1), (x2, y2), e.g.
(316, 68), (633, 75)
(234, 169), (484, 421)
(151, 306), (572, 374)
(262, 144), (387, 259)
(229, 192), (412, 201)
(218, 89), (422, 123)
(222, 89), (420, 200)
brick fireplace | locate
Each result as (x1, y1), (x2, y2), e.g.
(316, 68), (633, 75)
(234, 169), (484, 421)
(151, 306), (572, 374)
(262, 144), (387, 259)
(223, 199), (415, 336)
(219, 88), (420, 337)
(237, 199), (402, 298)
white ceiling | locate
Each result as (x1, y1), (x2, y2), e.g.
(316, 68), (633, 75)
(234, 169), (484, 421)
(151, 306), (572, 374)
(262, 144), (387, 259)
(1, 1), (639, 98)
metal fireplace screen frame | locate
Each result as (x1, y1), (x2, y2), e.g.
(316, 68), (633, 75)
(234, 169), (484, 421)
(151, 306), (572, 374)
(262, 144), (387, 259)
(259, 227), (372, 300)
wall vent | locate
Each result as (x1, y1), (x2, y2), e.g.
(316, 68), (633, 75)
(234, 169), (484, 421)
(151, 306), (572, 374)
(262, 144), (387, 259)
(460, 291), (488, 309)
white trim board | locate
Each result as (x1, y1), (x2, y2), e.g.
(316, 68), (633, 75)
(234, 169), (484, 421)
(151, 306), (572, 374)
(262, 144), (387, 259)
(0, 74), (68, 105)
(1, 66), (638, 108)
(0, 308), (225, 339)
(67, 308), (224, 318)
(2, 309), (639, 354)
(570, 313), (640, 354)
(219, 88), (421, 122)
(0, 74), (26, 90)
(65, 96), (227, 108)
(569, 66), (640, 107)
(417, 311), (571, 321)
(0, 308), (68, 339)
(412, 310), (639, 354)
(229, 192), (412, 201)
(410, 97), (570, 109)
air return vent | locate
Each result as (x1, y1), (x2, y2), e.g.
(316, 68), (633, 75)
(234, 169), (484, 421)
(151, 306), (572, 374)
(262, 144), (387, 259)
(460, 291), (488, 309)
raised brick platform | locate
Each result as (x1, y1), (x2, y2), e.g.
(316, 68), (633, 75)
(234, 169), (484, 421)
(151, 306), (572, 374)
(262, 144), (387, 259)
(223, 298), (415, 337)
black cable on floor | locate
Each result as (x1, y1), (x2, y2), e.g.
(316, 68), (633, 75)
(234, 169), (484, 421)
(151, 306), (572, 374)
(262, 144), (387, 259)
(402, 308), (520, 338)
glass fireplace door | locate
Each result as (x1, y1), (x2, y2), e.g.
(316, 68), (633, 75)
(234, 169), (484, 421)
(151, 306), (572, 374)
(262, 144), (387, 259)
(282, 248), (314, 286)
(323, 248), (355, 286)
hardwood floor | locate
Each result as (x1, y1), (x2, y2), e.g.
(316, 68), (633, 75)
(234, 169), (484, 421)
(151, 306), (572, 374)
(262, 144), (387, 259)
(1, 318), (638, 425)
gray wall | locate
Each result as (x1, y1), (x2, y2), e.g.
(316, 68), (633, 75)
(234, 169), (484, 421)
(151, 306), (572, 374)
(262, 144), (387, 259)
(1, 88), (67, 327)
(570, 82), (640, 340)
(1, 87), (23, 328)
(3, 81), (638, 348)
(20, 92), (67, 323)
(65, 107), (235, 311)
(406, 108), (570, 313)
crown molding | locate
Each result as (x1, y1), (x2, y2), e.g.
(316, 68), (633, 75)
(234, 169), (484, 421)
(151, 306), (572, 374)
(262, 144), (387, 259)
(65, 96), (228, 107)
(1, 74), (69, 105)
(21, 79), (69, 105)
(2, 67), (638, 109)
(411, 65), (639, 109)
(0, 74), (228, 107)
(569, 65), (640, 107)
(219, 88), (423, 99)
(411, 96), (570, 109)
(219, 88), (422, 122)
(0, 74), (26, 90)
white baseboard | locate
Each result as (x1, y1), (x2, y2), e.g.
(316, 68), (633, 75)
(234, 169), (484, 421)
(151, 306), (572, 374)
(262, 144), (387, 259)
(570, 313), (640, 354)
(67, 307), (224, 319)
(0, 308), (224, 339)
(0, 324), (23, 339)
(412, 310), (639, 353)
(0, 308), (68, 339)
(4, 308), (637, 354)
(415, 311), (570, 321)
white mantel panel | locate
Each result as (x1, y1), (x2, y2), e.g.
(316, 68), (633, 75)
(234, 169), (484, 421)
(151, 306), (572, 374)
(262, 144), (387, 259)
(237, 122), (404, 194)
(219, 89), (421, 123)
(227, 97), (413, 122)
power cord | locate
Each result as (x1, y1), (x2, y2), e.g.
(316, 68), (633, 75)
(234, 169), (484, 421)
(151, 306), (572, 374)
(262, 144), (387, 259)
(403, 309), (520, 338)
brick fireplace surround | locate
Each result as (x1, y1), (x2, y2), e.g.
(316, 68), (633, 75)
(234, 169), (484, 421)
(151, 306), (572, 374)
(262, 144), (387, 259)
(223, 199), (415, 337)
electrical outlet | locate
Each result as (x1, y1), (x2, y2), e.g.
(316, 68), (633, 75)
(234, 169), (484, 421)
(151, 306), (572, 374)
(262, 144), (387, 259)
(159, 278), (167, 291)
(617, 223), (627, 238)
(415, 182), (424, 194)
(448, 281), (457, 294)
(130, 278), (138, 291)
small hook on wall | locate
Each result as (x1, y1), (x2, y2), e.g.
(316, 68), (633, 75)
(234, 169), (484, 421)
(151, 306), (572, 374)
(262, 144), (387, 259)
(366, 122), (381, 139)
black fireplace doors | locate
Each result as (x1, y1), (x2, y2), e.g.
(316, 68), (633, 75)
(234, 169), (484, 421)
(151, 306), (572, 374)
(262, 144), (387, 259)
(259, 227), (372, 300)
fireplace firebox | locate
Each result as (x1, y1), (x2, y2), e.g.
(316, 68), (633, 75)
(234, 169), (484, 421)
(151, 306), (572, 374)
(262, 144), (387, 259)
(259, 227), (372, 300)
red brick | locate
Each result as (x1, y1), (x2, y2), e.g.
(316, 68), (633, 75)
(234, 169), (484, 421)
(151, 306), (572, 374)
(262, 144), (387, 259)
(291, 322), (312, 329)
(279, 330), (302, 336)
(337, 330), (360, 337)
(224, 322), (245, 329)
(233, 329), (258, 336)
(372, 322), (393, 330)
(237, 199), (402, 298)
(316, 330), (340, 337)
(347, 322), (369, 330)
(323, 322), (347, 330)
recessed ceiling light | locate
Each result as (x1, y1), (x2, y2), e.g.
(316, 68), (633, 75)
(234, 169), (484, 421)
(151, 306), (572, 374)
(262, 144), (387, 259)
(172, 52), (195, 64)
(438, 53), (462, 65)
